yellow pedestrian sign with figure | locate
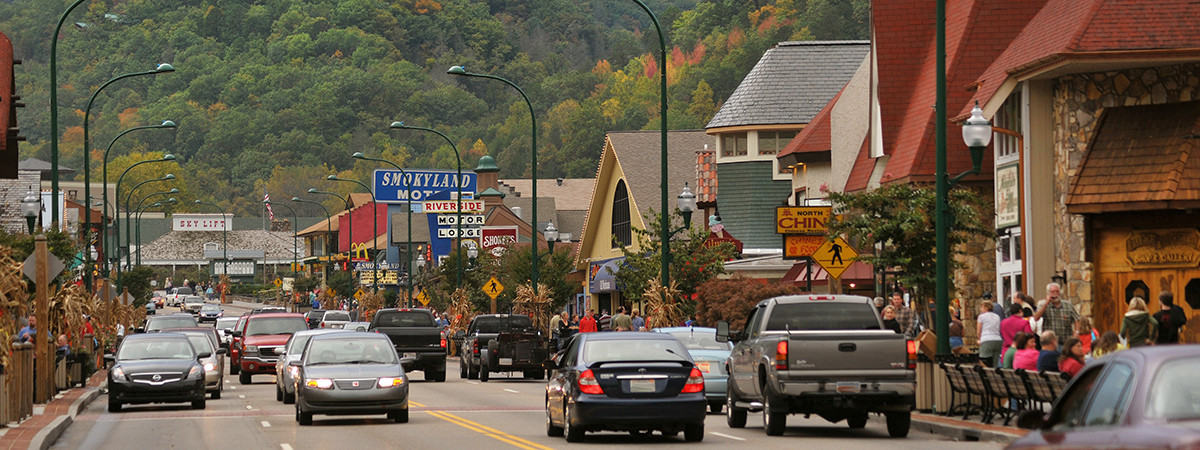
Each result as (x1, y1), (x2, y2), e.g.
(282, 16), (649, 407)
(813, 237), (858, 279)
(416, 290), (429, 306)
(483, 276), (504, 300)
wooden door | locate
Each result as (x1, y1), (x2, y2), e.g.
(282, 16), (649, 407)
(1094, 227), (1200, 343)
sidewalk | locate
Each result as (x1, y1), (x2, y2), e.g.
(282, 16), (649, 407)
(911, 411), (1027, 444)
(0, 370), (104, 450)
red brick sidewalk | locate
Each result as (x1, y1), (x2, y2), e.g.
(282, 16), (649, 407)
(0, 371), (104, 450)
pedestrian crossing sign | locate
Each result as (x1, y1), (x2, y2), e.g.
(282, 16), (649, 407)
(416, 289), (429, 306)
(812, 237), (857, 279)
(483, 276), (504, 300)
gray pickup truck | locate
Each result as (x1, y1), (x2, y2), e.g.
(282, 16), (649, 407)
(369, 308), (447, 382)
(717, 294), (916, 437)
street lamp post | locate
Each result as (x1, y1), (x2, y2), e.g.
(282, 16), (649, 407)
(293, 197), (332, 282)
(352, 152), (414, 302)
(388, 122), (465, 290)
(135, 197), (176, 266)
(123, 173), (175, 266)
(193, 200), (230, 282)
(264, 199), (300, 279)
(102, 120), (176, 275)
(21, 191), (40, 234)
(311, 188), (353, 286)
(328, 175), (379, 293)
(663, 184), (697, 241)
(49, 0), (90, 228)
(447, 65), (542, 295)
(113, 154), (175, 288)
(82, 64), (175, 289)
(132, 189), (177, 264)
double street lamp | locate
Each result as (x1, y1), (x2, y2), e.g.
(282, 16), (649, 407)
(102, 120), (176, 275)
(193, 200), (230, 281)
(352, 153), (414, 302)
(135, 197), (176, 266)
(447, 65), (542, 295)
(388, 122), (466, 291)
(113, 153), (174, 288)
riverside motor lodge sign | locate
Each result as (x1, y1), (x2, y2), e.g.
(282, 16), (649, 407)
(173, 214), (232, 231)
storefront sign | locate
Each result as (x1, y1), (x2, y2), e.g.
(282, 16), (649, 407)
(783, 235), (825, 259)
(995, 163), (1020, 229)
(422, 200), (484, 213)
(482, 227), (519, 254)
(174, 214), (232, 231)
(776, 206), (832, 235)
(373, 170), (477, 204)
(1126, 229), (1200, 268)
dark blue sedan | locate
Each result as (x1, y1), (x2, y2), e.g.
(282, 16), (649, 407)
(544, 332), (706, 442)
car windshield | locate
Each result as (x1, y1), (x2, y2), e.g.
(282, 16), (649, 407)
(185, 296), (203, 304)
(216, 318), (238, 330)
(201, 305), (220, 312)
(246, 317), (307, 336)
(1145, 357), (1200, 421)
(306, 338), (397, 365)
(666, 330), (730, 351)
(474, 316), (533, 333)
(374, 311), (434, 328)
(173, 287), (194, 295)
(324, 311), (350, 322)
(582, 338), (690, 363)
(287, 335), (317, 355)
(766, 303), (881, 331)
(147, 316), (197, 331)
(184, 335), (215, 355)
(117, 338), (195, 360)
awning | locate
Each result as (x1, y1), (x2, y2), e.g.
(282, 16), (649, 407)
(589, 257), (624, 293)
(783, 260), (874, 284)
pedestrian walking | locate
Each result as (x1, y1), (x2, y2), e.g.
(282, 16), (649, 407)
(977, 301), (1003, 367)
(890, 292), (915, 337)
(630, 308), (645, 332)
(579, 309), (598, 333)
(1153, 291), (1187, 344)
(1120, 297), (1157, 347)
(598, 310), (612, 331)
(881, 306), (901, 334)
(613, 306), (632, 331)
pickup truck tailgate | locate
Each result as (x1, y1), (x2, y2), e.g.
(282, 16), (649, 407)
(376, 327), (443, 352)
(787, 331), (910, 377)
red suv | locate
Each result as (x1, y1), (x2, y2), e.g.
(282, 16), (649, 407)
(231, 312), (307, 384)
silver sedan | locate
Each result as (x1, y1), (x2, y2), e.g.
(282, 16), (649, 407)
(276, 329), (348, 404)
(292, 332), (409, 425)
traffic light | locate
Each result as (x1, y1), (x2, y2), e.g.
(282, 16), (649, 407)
(0, 31), (22, 179)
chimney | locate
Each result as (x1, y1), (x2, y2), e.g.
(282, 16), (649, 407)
(556, 178), (563, 186)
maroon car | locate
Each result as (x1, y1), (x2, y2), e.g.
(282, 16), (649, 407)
(231, 312), (307, 384)
(1009, 345), (1200, 449)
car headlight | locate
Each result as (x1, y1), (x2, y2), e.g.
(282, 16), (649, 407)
(377, 377), (405, 388)
(203, 362), (216, 372)
(288, 366), (299, 379)
(305, 378), (333, 389)
(245, 345), (258, 353)
(188, 365), (203, 378)
(111, 366), (126, 380)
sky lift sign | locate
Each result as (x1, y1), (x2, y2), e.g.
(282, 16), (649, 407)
(372, 169), (477, 204)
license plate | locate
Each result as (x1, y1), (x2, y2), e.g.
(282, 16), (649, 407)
(498, 358), (513, 366)
(331, 324), (343, 329)
(696, 362), (711, 373)
(629, 379), (656, 393)
(836, 382), (861, 393)
(402, 353), (416, 359)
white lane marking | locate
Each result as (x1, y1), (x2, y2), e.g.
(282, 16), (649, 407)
(239, 395), (246, 399)
(503, 389), (519, 394)
(710, 432), (746, 441)
(280, 445), (293, 450)
(246, 405), (253, 410)
(466, 381), (479, 385)
(261, 421), (271, 428)
(230, 386), (237, 390)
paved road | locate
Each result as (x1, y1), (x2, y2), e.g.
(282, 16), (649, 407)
(57, 301), (1002, 449)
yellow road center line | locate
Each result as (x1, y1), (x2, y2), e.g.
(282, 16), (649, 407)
(426, 410), (543, 450)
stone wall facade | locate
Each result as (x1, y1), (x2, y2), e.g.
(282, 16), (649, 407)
(0, 171), (42, 234)
(1053, 63), (1200, 317)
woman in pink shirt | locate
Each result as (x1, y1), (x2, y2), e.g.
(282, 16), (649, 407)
(1000, 303), (1033, 353)
(1012, 333), (1040, 371)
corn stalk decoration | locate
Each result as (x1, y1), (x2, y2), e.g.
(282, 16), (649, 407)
(0, 247), (29, 369)
(357, 291), (384, 322)
(318, 289), (338, 310)
(643, 277), (685, 330)
(447, 288), (474, 332)
(513, 283), (552, 335)
(48, 284), (90, 346)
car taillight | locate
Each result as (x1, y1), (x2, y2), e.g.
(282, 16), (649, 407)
(682, 367), (705, 393)
(775, 341), (788, 370)
(320, 322), (325, 328)
(578, 369), (603, 395)
(440, 338), (447, 348)
(906, 340), (918, 370)
(473, 340), (480, 354)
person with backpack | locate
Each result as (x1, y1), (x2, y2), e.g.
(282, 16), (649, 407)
(1120, 297), (1158, 347)
(1153, 291), (1188, 344)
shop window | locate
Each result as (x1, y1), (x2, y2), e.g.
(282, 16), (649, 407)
(611, 181), (631, 247)
(1186, 279), (1200, 310)
(1125, 280), (1150, 304)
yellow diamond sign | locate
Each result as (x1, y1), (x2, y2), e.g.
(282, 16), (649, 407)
(416, 289), (429, 306)
(812, 237), (858, 279)
(483, 276), (504, 300)
(354, 289), (365, 300)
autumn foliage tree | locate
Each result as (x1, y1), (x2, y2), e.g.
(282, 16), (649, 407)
(694, 274), (802, 329)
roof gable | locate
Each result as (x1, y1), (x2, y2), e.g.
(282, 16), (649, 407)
(778, 89), (842, 164)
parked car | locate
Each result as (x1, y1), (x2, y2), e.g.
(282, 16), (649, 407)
(231, 312), (308, 384)
(653, 327), (733, 413)
(370, 308), (446, 382)
(105, 333), (208, 412)
(1009, 345), (1200, 449)
(276, 329), (348, 404)
(215, 317), (239, 349)
(718, 294), (917, 437)
(545, 332), (706, 442)
(292, 332), (409, 425)
(164, 328), (226, 399)
(142, 314), (198, 333)
(318, 310), (351, 329)
(198, 304), (223, 323)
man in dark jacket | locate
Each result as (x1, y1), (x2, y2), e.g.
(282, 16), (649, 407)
(1154, 291), (1188, 344)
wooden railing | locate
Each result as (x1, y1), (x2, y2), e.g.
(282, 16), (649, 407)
(1, 343), (36, 424)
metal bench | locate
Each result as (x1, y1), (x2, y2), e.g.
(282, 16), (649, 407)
(940, 361), (978, 418)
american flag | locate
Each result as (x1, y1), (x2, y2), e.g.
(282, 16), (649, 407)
(263, 189), (276, 220)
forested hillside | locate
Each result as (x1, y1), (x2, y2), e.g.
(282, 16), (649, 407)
(1, 0), (867, 216)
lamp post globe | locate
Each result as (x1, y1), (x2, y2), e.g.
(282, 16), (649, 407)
(21, 191), (40, 233)
(677, 183), (697, 227)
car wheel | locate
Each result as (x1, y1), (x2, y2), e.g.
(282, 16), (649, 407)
(763, 390), (787, 436)
(230, 362), (239, 375)
(708, 400), (723, 414)
(107, 398), (121, 413)
(684, 423), (704, 442)
(885, 411), (911, 438)
(192, 396), (206, 410)
(479, 360), (489, 382)
(460, 359), (468, 379)
(428, 369), (446, 382)
(467, 359), (478, 380)
(545, 396), (564, 437)
(847, 411), (868, 429)
(239, 371), (251, 385)
(211, 387), (221, 400)
(563, 402), (584, 442)
(276, 384), (283, 401)
(726, 384), (747, 428)
(283, 389), (295, 405)
(388, 409), (408, 424)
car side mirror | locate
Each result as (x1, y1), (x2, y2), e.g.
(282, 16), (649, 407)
(1015, 410), (1047, 429)
(197, 352), (212, 359)
(715, 321), (730, 342)
(103, 354), (115, 362)
(216, 348), (227, 355)
(231, 331), (242, 338)
(542, 359), (556, 370)
(289, 360), (302, 367)
(135, 327), (145, 334)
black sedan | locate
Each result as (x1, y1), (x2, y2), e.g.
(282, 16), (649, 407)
(105, 333), (209, 412)
(292, 332), (409, 425)
(545, 332), (706, 442)
(1009, 345), (1200, 449)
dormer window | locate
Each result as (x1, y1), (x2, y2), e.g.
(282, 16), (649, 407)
(721, 133), (748, 157)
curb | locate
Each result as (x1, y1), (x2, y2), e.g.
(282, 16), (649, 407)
(28, 387), (101, 450)
(911, 416), (1023, 444)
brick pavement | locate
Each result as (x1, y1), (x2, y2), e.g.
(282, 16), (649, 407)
(0, 370), (104, 450)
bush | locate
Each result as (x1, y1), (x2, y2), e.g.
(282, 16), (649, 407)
(230, 283), (269, 295)
(695, 274), (802, 329)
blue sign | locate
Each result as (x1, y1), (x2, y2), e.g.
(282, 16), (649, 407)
(373, 169), (476, 204)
